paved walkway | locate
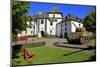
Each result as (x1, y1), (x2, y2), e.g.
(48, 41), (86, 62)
(12, 37), (95, 54)
(16, 37), (95, 48)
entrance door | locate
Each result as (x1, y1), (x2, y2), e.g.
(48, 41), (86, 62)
(64, 32), (68, 38)
(41, 31), (44, 37)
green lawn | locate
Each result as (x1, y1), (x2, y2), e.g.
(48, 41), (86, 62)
(12, 46), (95, 66)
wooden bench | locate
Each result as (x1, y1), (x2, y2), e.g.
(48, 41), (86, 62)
(22, 48), (35, 63)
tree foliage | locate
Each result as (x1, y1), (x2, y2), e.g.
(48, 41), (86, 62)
(83, 10), (96, 33)
(12, 0), (30, 34)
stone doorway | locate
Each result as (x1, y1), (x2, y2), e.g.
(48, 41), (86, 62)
(41, 31), (44, 37)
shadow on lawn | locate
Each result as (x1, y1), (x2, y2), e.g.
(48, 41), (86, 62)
(62, 42), (79, 45)
(12, 45), (22, 59)
(63, 45), (96, 61)
(63, 45), (96, 56)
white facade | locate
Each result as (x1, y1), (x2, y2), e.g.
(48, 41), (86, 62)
(17, 12), (63, 37)
(47, 13), (63, 35)
(17, 11), (83, 38)
(33, 13), (63, 36)
(56, 20), (83, 37)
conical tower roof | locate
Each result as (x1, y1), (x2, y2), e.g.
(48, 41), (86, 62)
(51, 7), (59, 13)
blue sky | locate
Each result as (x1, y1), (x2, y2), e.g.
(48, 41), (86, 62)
(28, 2), (96, 19)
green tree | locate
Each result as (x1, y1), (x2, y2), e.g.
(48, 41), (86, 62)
(12, 0), (30, 40)
(83, 10), (96, 33)
(12, 0), (30, 34)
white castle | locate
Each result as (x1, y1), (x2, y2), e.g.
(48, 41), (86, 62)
(18, 7), (83, 38)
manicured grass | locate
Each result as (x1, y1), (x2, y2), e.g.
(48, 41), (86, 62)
(12, 46), (95, 66)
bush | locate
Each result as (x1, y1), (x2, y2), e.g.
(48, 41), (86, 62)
(43, 33), (57, 38)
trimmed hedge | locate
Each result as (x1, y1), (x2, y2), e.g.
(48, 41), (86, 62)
(13, 42), (46, 49)
(22, 42), (46, 48)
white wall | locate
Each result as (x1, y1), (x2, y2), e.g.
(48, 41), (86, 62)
(56, 22), (65, 37)
(21, 31), (26, 36)
(17, 33), (21, 37)
(56, 23), (60, 37)
(46, 13), (63, 35)
(56, 20), (83, 37)
(57, 22), (68, 37)
(26, 27), (33, 35)
(71, 21), (83, 33)
(46, 19), (50, 34)
(17, 13), (63, 37)
(66, 21), (72, 34)
(48, 13), (63, 35)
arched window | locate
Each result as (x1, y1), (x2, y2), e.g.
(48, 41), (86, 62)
(79, 24), (81, 26)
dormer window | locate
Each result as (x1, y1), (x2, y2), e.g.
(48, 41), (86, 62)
(67, 16), (70, 19)
(76, 17), (79, 21)
(53, 14), (55, 18)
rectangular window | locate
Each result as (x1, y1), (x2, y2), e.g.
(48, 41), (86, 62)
(31, 31), (32, 33)
(61, 29), (62, 31)
(61, 24), (62, 27)
(65, 28), (67, 31)
(41, 19), (44, 24)
(65, 23), (67, 26)
(50, 22), (53, 25)
(79, 24), (81, 26)
(50, 30), (52, 34)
